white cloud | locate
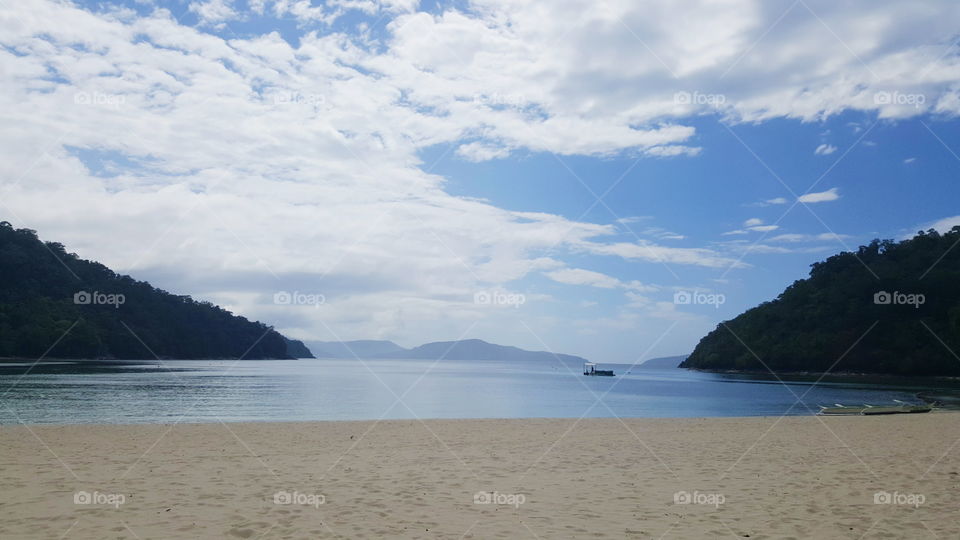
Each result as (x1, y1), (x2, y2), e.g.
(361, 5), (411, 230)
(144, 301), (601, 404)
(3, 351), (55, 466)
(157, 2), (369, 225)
(544, 268), (657, 293)
(456, 141), (511, 162)
(575, 240), (743, 269)
(263, 0), (420, 23)
(904, 157), (916, 164)
(727, 218), (779, 234)
(715, 239), (795, 254)
(189, 0), (239, 27)
(745, 196), (789, 207)
(645, 145), (702, 158)
(916, 215), (960, 234)
(0, 0), (958, 359)
(768, 232), (851, 243)
(798, 188), (841, 203)
(640, 227), (685, 240)
(769, 233), (807, 243)
(366, 0), (960, 159)
(545, 268), (621, 289)
(737, 244), (793, 254)
(814, 143), (837, 155)
(616, 216), (652, 224)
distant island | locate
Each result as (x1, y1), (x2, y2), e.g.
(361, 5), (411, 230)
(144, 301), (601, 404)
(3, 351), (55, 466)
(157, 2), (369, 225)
(306, 339), (407, 358)
(637, 355), (688, 369)
(681, 228), (960, 376)
(307, 338), (589, 365)
(0, 222), (311, 360)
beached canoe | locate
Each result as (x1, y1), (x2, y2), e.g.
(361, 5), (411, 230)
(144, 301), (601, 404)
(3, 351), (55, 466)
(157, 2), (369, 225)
(818, 403), (933, 416)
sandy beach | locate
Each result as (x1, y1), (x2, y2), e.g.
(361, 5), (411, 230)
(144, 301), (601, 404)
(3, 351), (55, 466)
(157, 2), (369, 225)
(1, 414), (958, 539)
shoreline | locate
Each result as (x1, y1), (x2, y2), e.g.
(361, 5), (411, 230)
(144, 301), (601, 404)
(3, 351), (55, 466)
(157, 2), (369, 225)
(0, 356), (301, 364)
(2, 408), (958, 427)
(681, 366), (960, 382)
(2, 415), (958, 538)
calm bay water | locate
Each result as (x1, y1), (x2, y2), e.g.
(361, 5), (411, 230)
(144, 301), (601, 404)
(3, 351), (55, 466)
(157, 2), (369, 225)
(0, 358), (956, 424)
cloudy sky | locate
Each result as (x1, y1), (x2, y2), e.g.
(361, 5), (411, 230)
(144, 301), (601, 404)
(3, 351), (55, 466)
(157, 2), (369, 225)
(1, 0), (959, 362)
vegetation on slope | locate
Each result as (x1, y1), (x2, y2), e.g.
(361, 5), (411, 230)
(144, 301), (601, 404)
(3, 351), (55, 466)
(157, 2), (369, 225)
(0, 222), (297, 359)
(681, 228), (960, 375)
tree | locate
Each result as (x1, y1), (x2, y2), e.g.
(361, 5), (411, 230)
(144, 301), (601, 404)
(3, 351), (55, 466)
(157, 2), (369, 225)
(0, 223), (295, 360)
(681, 227), (960, 375)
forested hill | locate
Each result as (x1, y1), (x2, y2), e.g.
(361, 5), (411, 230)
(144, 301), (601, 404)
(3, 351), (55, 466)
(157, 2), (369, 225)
(681, 227), (960, 376)
(0, 222), (305, 360)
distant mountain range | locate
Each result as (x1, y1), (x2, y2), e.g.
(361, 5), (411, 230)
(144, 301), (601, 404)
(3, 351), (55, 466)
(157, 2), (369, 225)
(306, 338), (589, 365)
(636, 355), (688, 369)
(305, 340), (406, 358)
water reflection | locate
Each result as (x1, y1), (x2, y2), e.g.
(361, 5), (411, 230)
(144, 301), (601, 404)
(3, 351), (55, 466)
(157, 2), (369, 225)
(0, 359), (956, 424)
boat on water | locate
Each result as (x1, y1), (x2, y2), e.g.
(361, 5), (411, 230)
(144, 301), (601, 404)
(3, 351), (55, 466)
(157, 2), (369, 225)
(818, 400), (933, 416)
(583, 362), (614, 377)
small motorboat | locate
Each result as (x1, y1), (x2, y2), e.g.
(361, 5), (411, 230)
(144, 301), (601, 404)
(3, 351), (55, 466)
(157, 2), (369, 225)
(583, 362), (614, 376)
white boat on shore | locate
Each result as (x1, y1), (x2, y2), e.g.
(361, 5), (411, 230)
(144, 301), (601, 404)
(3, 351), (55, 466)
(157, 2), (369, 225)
(818, 401), (932, 416)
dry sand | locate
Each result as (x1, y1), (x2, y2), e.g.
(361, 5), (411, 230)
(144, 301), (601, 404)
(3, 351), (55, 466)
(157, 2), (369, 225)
(1, 414), (959, 539)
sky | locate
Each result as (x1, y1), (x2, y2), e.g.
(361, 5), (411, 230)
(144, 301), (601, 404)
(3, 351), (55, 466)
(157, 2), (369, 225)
(1, 0), (959, 362)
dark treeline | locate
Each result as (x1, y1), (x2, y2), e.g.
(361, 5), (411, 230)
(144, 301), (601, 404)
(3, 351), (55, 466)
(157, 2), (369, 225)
(681, 227), (960, 375)
(0, 222), (297, 359)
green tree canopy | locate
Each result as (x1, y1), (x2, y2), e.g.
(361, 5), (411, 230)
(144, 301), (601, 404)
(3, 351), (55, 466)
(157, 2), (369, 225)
(681, 227), (960, 376)
(0, 221), (296, 359)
